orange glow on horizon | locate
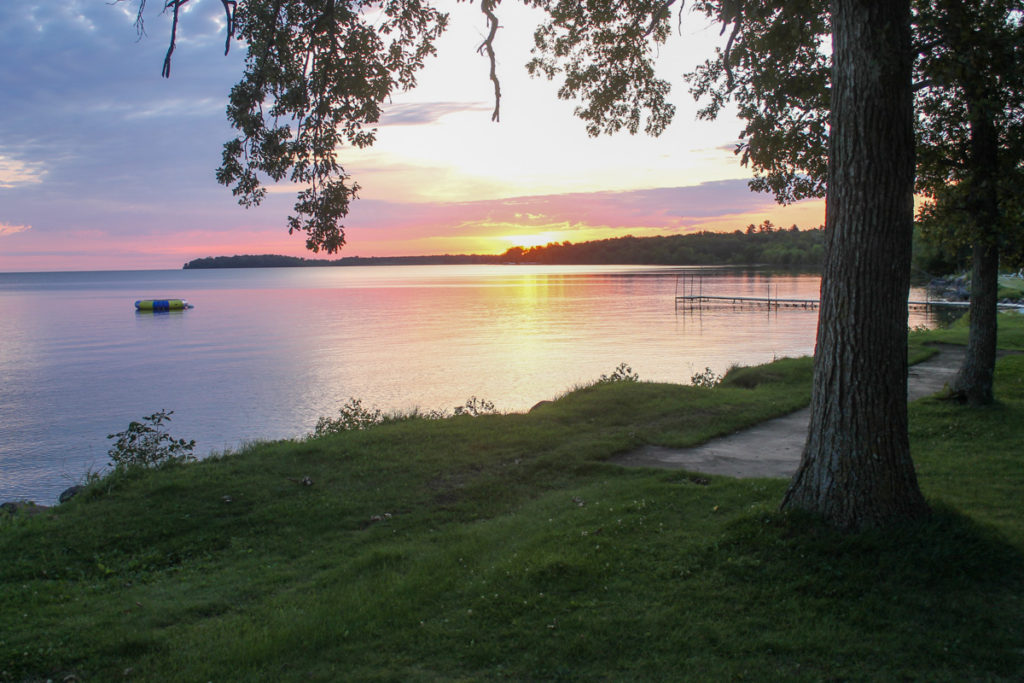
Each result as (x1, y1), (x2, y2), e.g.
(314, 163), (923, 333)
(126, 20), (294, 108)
(344, 198), (827, 258)
(0, 192), (827, 272)
(502, 231), (566, 250)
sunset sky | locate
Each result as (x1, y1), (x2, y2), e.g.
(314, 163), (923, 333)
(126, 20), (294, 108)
(0, 0), (826, 272)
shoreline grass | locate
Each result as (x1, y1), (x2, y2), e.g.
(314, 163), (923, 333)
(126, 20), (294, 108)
(2, 315), (1023, 681)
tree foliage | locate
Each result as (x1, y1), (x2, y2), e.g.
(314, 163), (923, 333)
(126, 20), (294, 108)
(179, 225), (826, 268)
(685, 0), (1024, 407)
(914, 0), (1024, 254)
(218, 0), (448, 253)
(686, 0), (830, 203)
(685, 0), (1024, 229)
(500, 223), (824, 266)
(525, 0), (678, 136)
(914, 0), (1024, 404)
(135, 0), (450, 253)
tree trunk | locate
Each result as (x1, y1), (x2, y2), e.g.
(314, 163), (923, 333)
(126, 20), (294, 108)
(781, 0), (929, 529)
(953, 243), (999, 405)
(952, 100), (1002, 406)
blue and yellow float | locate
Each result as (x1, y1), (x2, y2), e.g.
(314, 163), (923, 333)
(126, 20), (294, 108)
(134, 299), (194, 312)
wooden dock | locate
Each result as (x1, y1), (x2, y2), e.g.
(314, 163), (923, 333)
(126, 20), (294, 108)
(674, 294), (974, 312)
(668, 274), (1024, 312)
(675, 294), (820, 309)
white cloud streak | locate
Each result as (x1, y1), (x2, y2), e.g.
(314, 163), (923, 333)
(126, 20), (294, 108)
(0, 222), (32, 237)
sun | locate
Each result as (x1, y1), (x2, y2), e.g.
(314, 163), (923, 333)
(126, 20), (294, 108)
(502, 231), (564, 250)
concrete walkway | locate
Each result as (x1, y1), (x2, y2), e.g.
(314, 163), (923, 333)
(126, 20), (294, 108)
(611, 345), (966, 478)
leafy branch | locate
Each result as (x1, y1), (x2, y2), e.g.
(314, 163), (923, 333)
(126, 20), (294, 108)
(107, 410), (196, 470)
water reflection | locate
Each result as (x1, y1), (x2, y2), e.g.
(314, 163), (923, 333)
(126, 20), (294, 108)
(0, 265), (955, 504)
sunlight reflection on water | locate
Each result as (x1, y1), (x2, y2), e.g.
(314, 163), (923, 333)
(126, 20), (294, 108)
(0, 265), (946, 503)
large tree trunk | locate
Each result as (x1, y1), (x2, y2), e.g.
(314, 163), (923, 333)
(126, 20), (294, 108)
(781, 0), (929, 529)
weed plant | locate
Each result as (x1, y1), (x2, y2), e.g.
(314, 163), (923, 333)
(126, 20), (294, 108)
(690, 366), (723, 387)
(312, 396), (501, 439)
(596, 362), (639, 384)
(106, 409), (196, 470)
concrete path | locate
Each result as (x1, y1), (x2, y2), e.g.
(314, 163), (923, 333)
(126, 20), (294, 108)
(611, 345), (966, 478)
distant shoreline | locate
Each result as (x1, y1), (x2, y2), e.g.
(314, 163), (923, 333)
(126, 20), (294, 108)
(182, 253), (507, 269)
(182, 227), (827, 270)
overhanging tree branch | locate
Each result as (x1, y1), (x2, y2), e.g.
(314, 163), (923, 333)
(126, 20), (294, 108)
(161, 0), (187, 78)
(477, 0), (502, 122)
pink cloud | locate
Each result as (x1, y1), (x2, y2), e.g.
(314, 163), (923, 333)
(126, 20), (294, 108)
(0, 180), (825, 270)
(0, 222), (31, 237)
(336, 180), (825, 255)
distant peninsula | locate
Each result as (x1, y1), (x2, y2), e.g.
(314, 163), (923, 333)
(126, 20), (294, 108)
(183, 253), (502, 269)
(183, 223), (825, 270)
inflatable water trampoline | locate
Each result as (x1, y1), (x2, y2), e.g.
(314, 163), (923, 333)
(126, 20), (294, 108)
(134, 299), (194, 311)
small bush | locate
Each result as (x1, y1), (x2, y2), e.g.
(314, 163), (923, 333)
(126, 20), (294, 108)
(597, 363), (639, 384)
(690, 366), (723, 388)
(453, 396), (498, 416)
(313, 396), (499, 437)
(313, 398), (384, 436)
(107, 410), (196, 470)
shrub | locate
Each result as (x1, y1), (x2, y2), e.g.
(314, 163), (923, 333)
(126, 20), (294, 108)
(313, 395), (499, 437)
(690, 367), (723, 388)
(453, 396), (498, 416)
(107, 410), (196, 470)
(313, 398), (384, 436)
(597, 363), (639, 384)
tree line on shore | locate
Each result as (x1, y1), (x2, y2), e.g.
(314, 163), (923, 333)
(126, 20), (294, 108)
(502, 222), (824, 266)
(182, 253), (503, 269)
(182, 222), (825, 270)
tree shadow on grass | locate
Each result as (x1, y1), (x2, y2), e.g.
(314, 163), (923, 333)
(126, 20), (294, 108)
(705, 505), (1024, 679)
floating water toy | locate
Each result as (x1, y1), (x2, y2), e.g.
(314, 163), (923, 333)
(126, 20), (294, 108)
(134, 299), (193, 311)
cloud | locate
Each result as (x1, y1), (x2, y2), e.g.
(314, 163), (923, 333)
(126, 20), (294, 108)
(0, 155), (46, 188)
(0, 222), (31, 237)
(0, 0), (243, 176)
(379, 101), (493, 126)
(342, 179), (809, 236)
(103, 97), (226, 121)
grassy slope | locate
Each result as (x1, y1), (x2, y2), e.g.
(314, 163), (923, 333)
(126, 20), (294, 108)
(2, 316), (1023, 681)
(998, 274), (1024, 300)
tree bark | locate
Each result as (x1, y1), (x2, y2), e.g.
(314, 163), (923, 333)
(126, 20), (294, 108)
(953, 242), (999, 405)
(952, 100), (1002, 406)
(782, 0), (929, 529)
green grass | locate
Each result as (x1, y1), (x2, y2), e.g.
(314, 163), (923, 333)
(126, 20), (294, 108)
(998, 274), (1024, 300)
(910, 307), (1024, 350)
(2, 316), (1024, 681)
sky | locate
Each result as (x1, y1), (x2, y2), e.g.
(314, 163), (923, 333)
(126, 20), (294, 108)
(0, 0), (826, 272)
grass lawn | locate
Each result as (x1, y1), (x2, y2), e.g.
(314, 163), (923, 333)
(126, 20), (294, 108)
(2, 316), (1023, 681)
(998, 274), (1024, 300)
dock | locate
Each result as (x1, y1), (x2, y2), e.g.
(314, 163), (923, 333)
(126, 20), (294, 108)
(671, 274), (991, 312)
(674, 294), (974, 312)
(675, 294), (819, 309)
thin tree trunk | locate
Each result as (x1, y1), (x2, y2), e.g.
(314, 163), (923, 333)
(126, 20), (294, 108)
(782, 0), (929, 529)
(954, 243), (1000, 405)
(952, 101), (1001, 406)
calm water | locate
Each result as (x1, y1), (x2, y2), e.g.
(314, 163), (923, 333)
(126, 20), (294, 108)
(0, 265), (940, 503)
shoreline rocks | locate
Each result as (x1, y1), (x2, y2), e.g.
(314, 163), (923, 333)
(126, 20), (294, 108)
(927, 276), (969, 302)
(1, 500), (51, 517)
(1, 485), (84, 517)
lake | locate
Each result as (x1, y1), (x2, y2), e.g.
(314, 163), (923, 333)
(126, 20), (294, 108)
(0, 265), (943, 504)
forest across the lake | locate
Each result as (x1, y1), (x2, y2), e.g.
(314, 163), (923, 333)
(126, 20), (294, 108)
(183, 221), (826, 270)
